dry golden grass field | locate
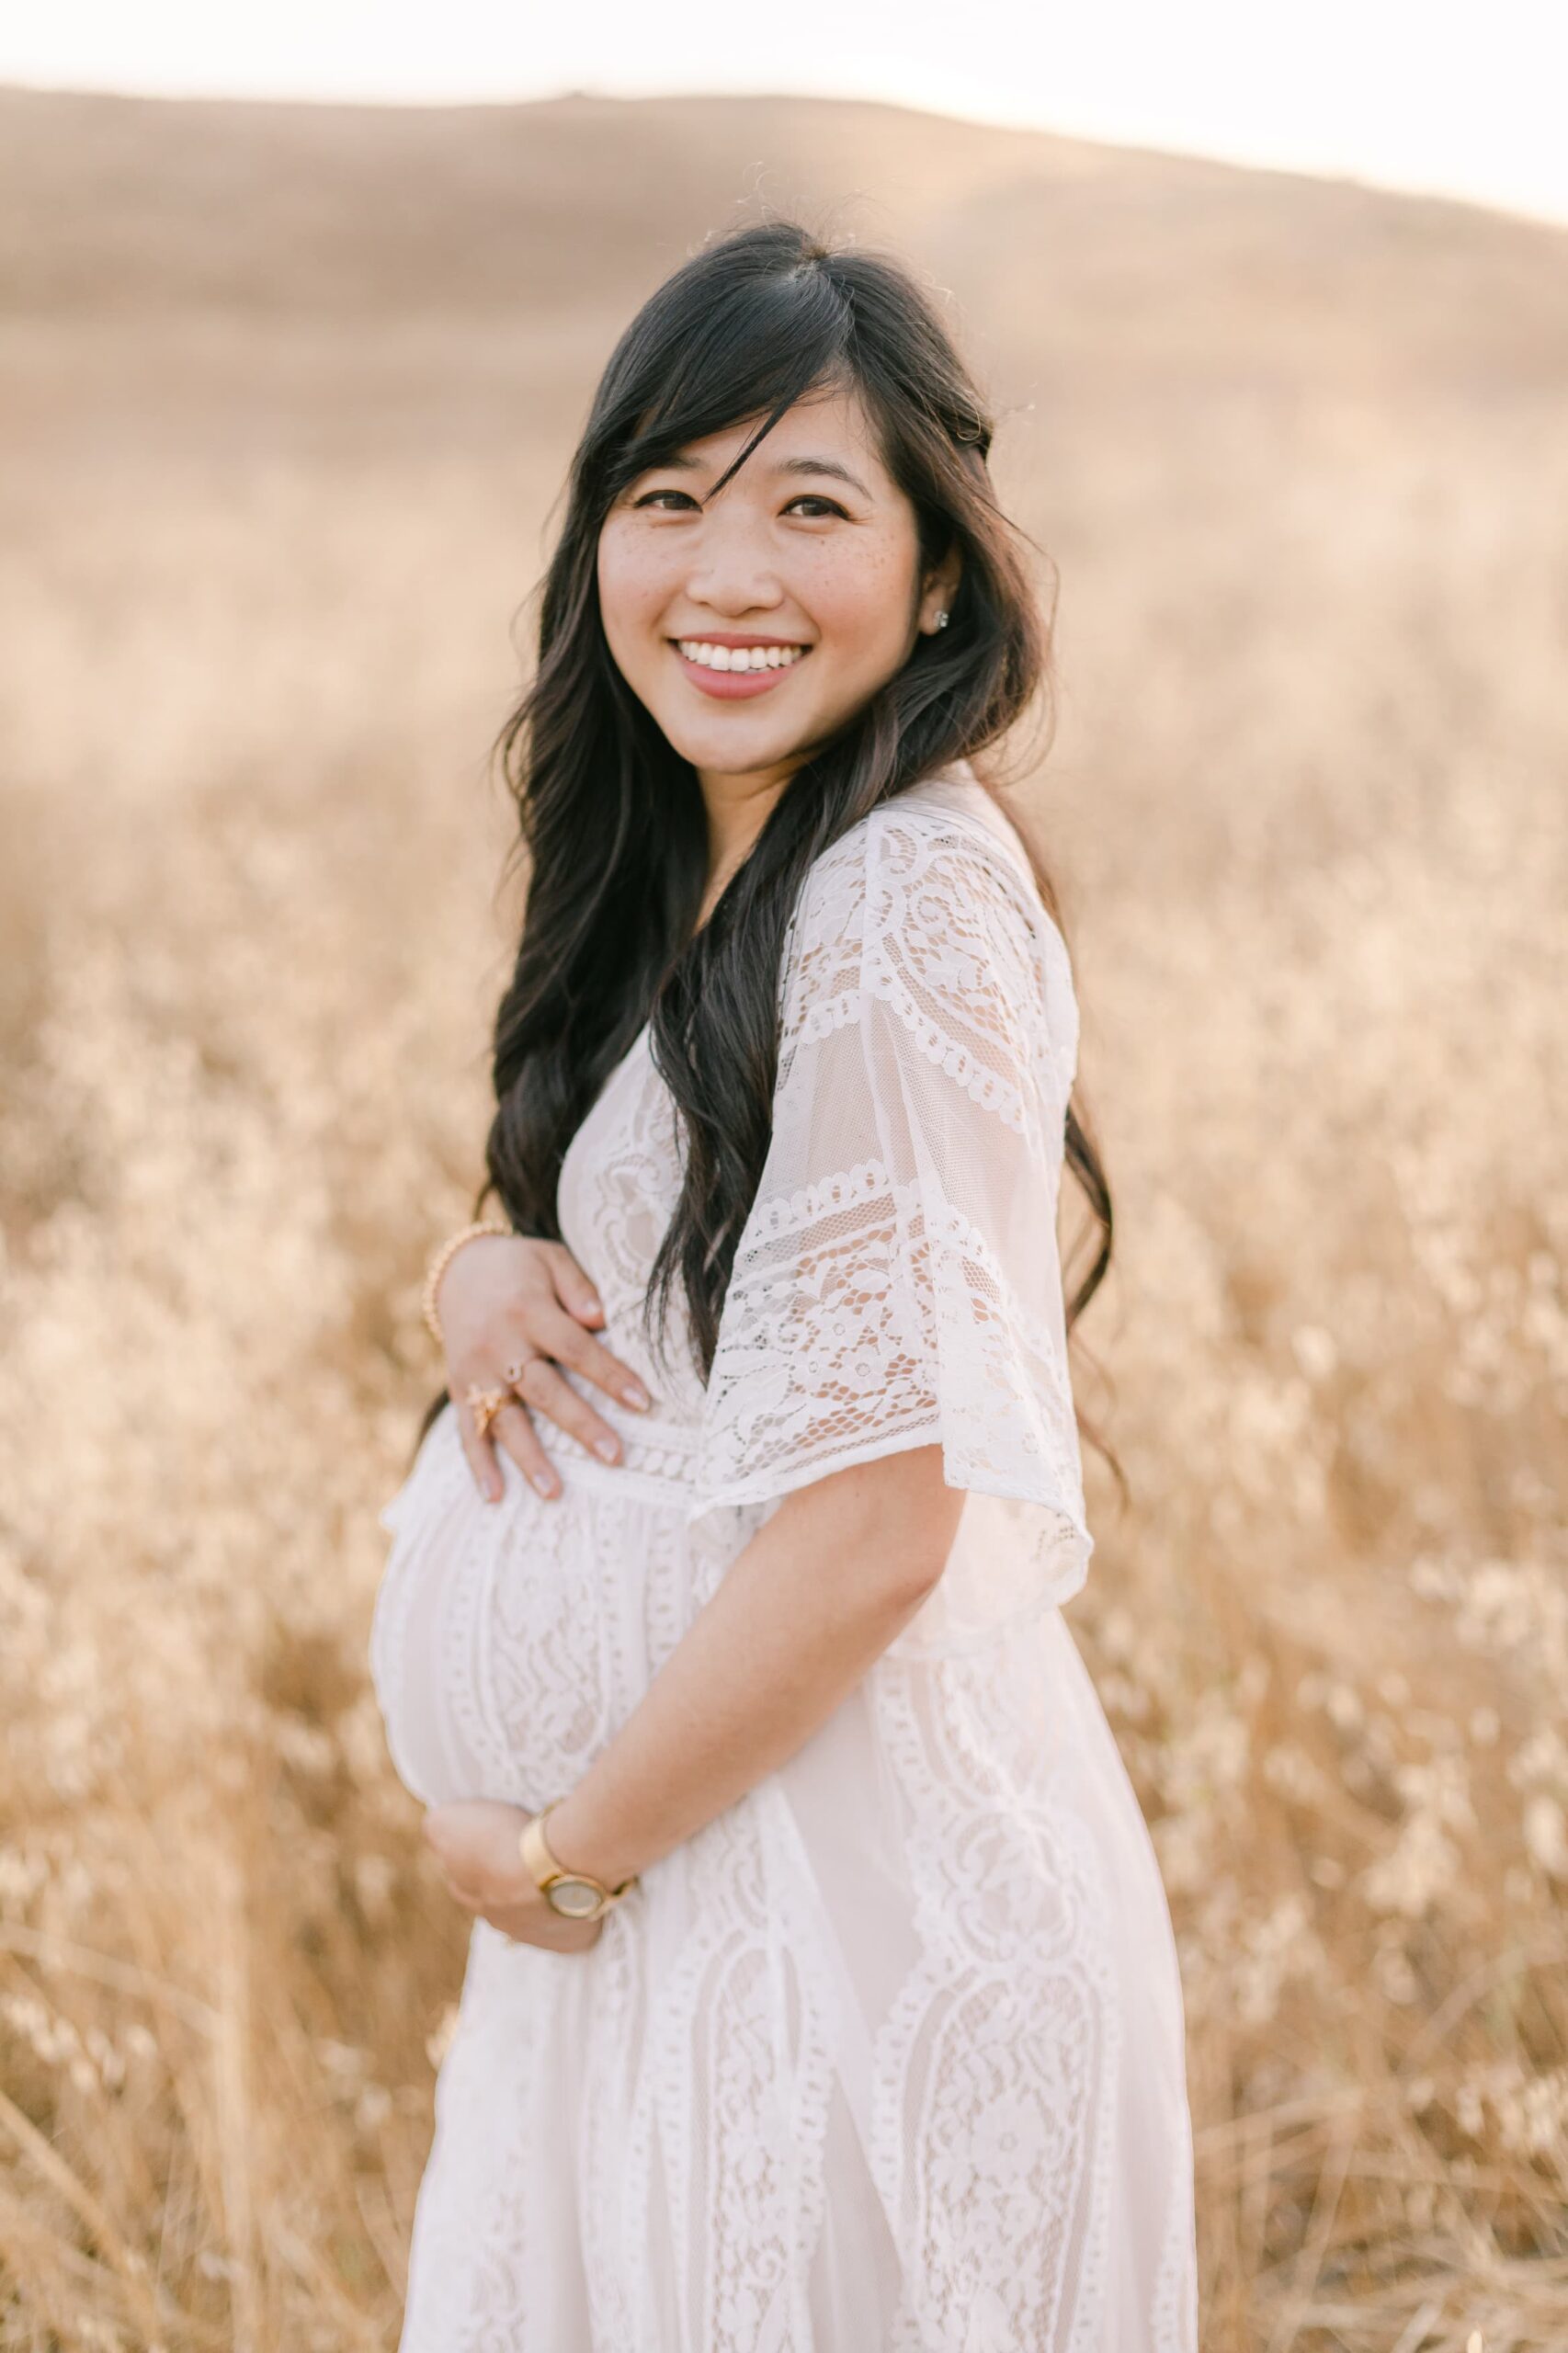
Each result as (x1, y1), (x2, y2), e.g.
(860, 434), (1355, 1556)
(1, 82), (1566, 2352)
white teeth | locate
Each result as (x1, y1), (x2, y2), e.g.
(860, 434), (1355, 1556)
(676, 640), (808, 674)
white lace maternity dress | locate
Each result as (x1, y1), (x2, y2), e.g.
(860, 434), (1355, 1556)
(369, 764), (1199, 2351)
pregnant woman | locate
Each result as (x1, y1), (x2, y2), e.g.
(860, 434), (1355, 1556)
(369, 217), (1199, 2349)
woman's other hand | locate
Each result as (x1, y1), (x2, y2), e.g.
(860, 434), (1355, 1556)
(435, 1234), (653, 1503)
(422, 1800), (606, 1953)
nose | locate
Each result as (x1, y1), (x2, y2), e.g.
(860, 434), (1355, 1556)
(682, 505), (785, 620)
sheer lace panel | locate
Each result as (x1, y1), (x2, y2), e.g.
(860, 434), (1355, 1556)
(687, 798), (1094, 1654)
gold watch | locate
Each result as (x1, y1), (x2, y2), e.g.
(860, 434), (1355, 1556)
(518, 1802), (638, 1922)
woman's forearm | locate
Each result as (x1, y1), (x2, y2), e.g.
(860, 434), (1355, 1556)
(543, 1444), (964, 1891)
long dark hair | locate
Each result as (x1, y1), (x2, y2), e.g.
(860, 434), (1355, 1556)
(416, 216), (1118, 1491)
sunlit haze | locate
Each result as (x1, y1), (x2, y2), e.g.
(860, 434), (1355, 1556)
(4, 0), (1563, 230)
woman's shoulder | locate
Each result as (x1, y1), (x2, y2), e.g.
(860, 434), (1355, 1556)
(800, 762), (1048, 927)
(782, 760), (1080, 1084)
(790, 762), (1067, 984)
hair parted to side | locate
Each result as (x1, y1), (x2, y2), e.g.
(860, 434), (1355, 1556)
(417, 214), (1118, 1495)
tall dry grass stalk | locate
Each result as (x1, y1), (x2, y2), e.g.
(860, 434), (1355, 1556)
(2, 86), (1565, 2349)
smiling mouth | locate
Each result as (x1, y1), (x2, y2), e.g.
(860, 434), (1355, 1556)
(672, 638), (812, 674)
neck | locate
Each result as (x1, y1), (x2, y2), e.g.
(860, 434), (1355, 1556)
(695, 759), (794, 907)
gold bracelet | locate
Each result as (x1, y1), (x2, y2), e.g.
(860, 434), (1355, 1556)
(421, 1218), (513, 1349)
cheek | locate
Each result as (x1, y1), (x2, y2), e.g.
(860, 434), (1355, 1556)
(808, 540), (916, 663)
(596, 528), (666, 642)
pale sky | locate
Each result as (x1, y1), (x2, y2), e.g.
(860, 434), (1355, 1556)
(5, 0), (1563, 231)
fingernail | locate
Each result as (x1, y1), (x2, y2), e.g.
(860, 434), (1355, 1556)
(532, 1471), (557, 1496)
(622, 1382), (651, 1411)
(594, 1437), (619, 1463)
(487, 1481), (503, 1504)
(583, 1296), (604, 1318)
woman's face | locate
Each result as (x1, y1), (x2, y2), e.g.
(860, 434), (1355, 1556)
(596, 383), (960, 794)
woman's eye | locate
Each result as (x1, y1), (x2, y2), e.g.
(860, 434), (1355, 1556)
(631, 490), (848, 518)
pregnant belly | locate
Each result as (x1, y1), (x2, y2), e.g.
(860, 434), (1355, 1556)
(368, 1407), (679, 1812)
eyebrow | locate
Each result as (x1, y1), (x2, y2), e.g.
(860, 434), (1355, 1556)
(658, 450), (873, 501)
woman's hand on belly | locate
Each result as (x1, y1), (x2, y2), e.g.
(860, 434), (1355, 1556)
(421, 1798), (605, 1954)
(437, 1234), (654, 1506)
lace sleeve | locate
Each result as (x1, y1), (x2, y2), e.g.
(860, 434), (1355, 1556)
(685, 796), (1094, 1657)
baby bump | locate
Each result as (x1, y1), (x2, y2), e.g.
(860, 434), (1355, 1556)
(369, 1408), (654, 1813)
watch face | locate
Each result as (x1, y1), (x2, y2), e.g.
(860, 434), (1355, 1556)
(546, 1876), (604, 1920)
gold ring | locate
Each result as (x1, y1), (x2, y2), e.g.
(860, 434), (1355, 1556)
(502, 1356), (535, 1388)
(464, 1382), (509, 1440)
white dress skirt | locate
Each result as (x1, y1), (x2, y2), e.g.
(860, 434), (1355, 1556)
(369, 767), (1200, 2351)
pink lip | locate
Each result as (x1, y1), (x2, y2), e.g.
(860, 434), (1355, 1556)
(670, 642), (811, 700)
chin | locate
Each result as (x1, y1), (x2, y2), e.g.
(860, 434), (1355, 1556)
(662, 716), (815, 770)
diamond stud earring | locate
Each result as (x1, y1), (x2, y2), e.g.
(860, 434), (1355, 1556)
(934, 609), (949, 630)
